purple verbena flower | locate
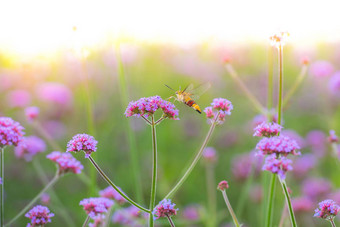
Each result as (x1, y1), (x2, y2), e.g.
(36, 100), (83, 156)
(281, 130), (306, 148)
(79, 197), (114, 218)
(314, 199), (340, 220)
(253, 122), (282, 137)
(25, 205), (54, 227)
(231, 152), (263, 181)
(41, 193), (50, 205)
(153, 199), (178, 220)
(329, 71), (340, 97)
(25, 106), (40, 122)
(262, 154), (293, 180)
(202, 147), (217, 163)
(88, 214), (106, 227)
(66, 133), (98, 158)
(306, 130), (327, 157)
(36, 82), (73, 107)
(328, 130), (338, 143)
(310, 60), (334, 78)
(0, 117), (25, 148)
(99, 186), (126, 204)
(256, 135), (301, 156)
(182, 205), (200, 221)
(112, 206), (145, 227)
(14, 136), (46, 161)
(46, 151), (83, 175)
(292, 197), (314, 213)
(7, 89), (31, 108)
(211, 98), (233, 115)
(217, 180), (229, 191)
(292, 154), (317, 178)
(302, 178), (332, 200)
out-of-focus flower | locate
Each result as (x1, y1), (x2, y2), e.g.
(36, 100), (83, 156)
(329, 190), (340, 204)
(89, 214), (106, 227)
(0, 177), (2, 185)
(6, 89), (31, 108)
(182, 205), (200, 221)
(253, 122), (282, 137)
(281, 130), (306, 148)
(328, 130), (338, 143)
(256, 135), (300, 156)
(25, 205), (54, 227)
(302, 178), (332, 200)
(292, 197), (314, 213)
(36, 82), (73, 107)
(262, 154), (293, 179)
(25, 106), (40, 122)
(310, 60), (334, 78)
(125, 96), (179, 120)
(292, 154), (317, 178)
(99, 186), (126, 204)
(41, 193), (50, 205)
(46, 151), (83, 175)
(79, 197), (114, 218)
(152, 199), (178, 220)
(0, 117), (25, 148)
(202, 147), (217, 163)
(14, 136), (46, 161)
(252, 111), (278, 128)
(314, 199), (339, 220)
(269, 31), (289, 48)
(231, 152), (262, 181)
(306, 130), (327, 157)
(112, 206), (145, 227)
(66, 133), (98, 158)
(217, 180), (229, 191)
(43, 120), (66, 140)
(329, 71), (340, 97)
(249, 185), (263, 203)
(301, 56), (310, 65)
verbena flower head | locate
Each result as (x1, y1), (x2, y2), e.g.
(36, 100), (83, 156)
(125, 96), (179, 120)
(217, 180), (229, 191)
(314, 199), (340, 220)
(310, 60), (334, 78)
(112, 206), (145, 226)
(292, 197), (313, 213)
(79, 197), (114, 218)
(66, 133), (98, 158)
(37, 82), (73, 107)
(281, 130), (306, 148)
(231, 152), (263, 181)
(41, 193), (51, 205)
(256, 135), (301, 156)
(253, 122), (282, 137)
(14, 136), (46, 161)
(0, 117), (25, 148)
(25, 205), (54, 227)
(182, 205), (200, 221)
(25, 106), (40, 122)
(99, 186), (126, 204)
(202, 147), (217, 163)
(292, 154), (317, 178)
(153, 199), (178, 220)
(88, 214), (106, 227)
(269, 31), (289, 48)
(328, 130), (338, 143)
(329, 71), (340, 97)
(302, 178), (332, 200)
(204, 98), (233, 125)
(306, 130), (327, 157)
(46, 151), (83, 175)
(262, 154), (293, 180)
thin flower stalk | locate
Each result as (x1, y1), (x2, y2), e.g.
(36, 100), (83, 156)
(164, 112), (220, 199)
(225, 63), (266, 114)
(267, 46), (274, 111)
(82, 215), (91, 227)
(221, 190), (240, 227)
(330, 219), (336, 227)
(278, 45), (283, 125)
(265, 174), (277, 227)
(205, 164), (216, 227)
(166, 214), (176, 227)
(1, 148), (4, 227)
(5, 169), (60, 226)
(87, 156), (149, 213)
(149, 115), (158, 227)
(279, 178), (297, 227)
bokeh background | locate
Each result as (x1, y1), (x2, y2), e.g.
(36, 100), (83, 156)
(1, 0), (340, 226)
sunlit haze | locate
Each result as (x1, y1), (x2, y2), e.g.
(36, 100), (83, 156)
(1, 0), (339, 56)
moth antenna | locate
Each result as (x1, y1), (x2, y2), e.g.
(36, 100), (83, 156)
(164, 84), (175, 91)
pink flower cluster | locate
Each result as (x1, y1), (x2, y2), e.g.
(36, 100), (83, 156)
(253, 122), (282, 137)
(46, 151), (83, 175)
(25, 106), (40, 122)
(112, 206), (146, 226)
(99, 186), (126, 204)
(152, 199), (178, 220)
(125, 96), (179, 120)
(79, 197), (114, 218)
(88, 214), (106, 227)
(328, 130), (338, 143)
(66, 133), (98, 158)
(25, 205), (54, 227)
(262, 154), (293, 180)
(217, 180), (229, 191)
(204, 98), (233, 125)
(256, 136), (301, 156)
(314, 199), (339, 220)
(292, 197), (314, 213)
(14, 136), (46, 161)
(0, 117), (25, 148)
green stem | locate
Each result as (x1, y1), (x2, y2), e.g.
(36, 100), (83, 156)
(5, 171), (60, 226)
(282, 65), (308, 109)
(82, 215), (91, 227)
(164, 112), (220, 199)
(1, 147), (4, 227)
(265, 174), (276, 227)
(149, 115), (158, 227)
(221, 190), (240, 227)
(166, 215), (176, 227)
(279, 178), (297, 227)
(205, 164), (216, 227)
(225, 63), (266, 114)
(278, 45), (283, 125)
(88, 156), (149, 213)
(116, 44), (143, 203)
(330, 219), (336, 227)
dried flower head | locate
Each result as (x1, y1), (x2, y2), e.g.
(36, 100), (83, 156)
(46, 151), (83, 175)
(153, 199), (178, 220)
(99, 186), (126, 204)
(217, 180), (229, 191)
(328, 130), (338, 143)
(0, 117), (25, 148)
(79, 197), (114, 218)
(66, 133), (98, 158)
(269, 31), (289, 48)
(14, 136), (46, 161)
(262, 154), (293, 180)
(25, 205), (54, 227)
(314, 199), (339, 220)
(25, 106), (40, 122)
(256, 135), (301, 156)
(253, 122), (282, 137)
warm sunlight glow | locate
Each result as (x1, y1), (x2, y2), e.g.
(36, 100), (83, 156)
(0, 0), (339, 57)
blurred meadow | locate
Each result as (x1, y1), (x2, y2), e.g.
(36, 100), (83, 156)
(1, 1), (340, 227)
